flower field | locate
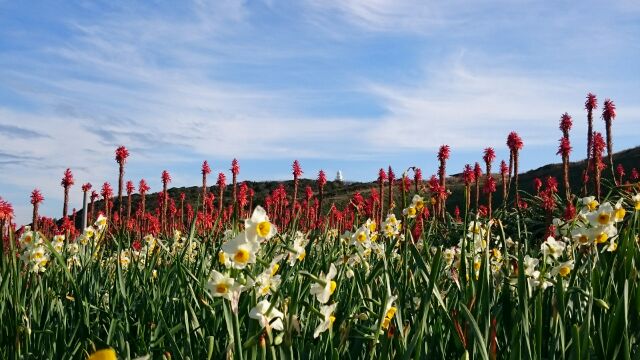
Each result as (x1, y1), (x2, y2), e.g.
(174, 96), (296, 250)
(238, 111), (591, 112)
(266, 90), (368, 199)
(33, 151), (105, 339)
(1, 94), (640, 359)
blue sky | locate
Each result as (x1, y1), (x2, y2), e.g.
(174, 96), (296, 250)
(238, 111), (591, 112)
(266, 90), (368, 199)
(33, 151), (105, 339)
(1, 0), (639, 224)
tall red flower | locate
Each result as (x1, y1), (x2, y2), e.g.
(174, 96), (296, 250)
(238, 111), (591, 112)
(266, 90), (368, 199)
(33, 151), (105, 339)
(557, 137), (572, 157)
(473, 162), (482, 210)
(506, 131), (523, 204)
(101, 182), (113, 199)
(82, 183), (92, 192)
(126, 180), (135, 195)
(414, 167), (422, 193)
(317, 170), (327, 188)
(292, 160), (303, 179)
(60, 168), (74, 218)
(138, 179), (150, 194)
(602, 98), (617, 183)
(30, 189), (44, 230)
(583, 93), (598, 193)
(317, 169), (327, 222)
(115, 146), (130, 165)
(115, 146), (130, 214)
(0, 196), (14, 222)
(592, 132), (606, 200)
(202, 160), (212, 216)
(231, 158), (240, 176)
(202, 160), (211, 175)
(161, 170), (172, 186)
(559, 113), (573, 137)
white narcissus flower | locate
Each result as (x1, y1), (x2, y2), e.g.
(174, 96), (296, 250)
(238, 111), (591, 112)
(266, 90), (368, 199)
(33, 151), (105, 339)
(245, 206), (277, 244)
(528, 270), (553, 292)
(351, 226), (371, 249)
(541, 236), (566, 260)
(632, 194), (640, 211)
(402, 206), (417, 219)
(580, 196), (599, 213)
(249, 300), (284, 331)
(208, 270), (240, 301)
(523, 255), (539, 276)
(381, 295), (398, 330)
(221, 232), (260, 270)
(288, 232), (307, 266)
(587, 202), (614, 227)
(411, 194), (425, 211)
(588, 225), (618, 245)
(571, 227), (591, 246)
(551, 260), (574, 277)
(314, 303), (338, 338)
(381, 214), (401, 238)
(310, 264), (338, 304)
(52, 234), (65, 253)
(613, 199), (626, 223)
(256, 261), (282, 297)
(95, 214), (107, 230)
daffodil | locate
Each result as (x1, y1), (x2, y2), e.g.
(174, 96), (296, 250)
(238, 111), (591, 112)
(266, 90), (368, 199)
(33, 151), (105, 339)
(288, 231), (307, 266)
(221, 232), (260, 269)
(589, 225), (617, 245)
(249, 299), (284, 331)
(256, 261), (282, 297)
(245, 206), (277, 244)
(208, 270), (240, 301)
(551, 260), (574, 277)
(88, 348), (116, 360)
(403, 206), (417, 219)
(580, 196), (599, 213)
(411, 194), (425, 211)
(381, 295), (398, 330)
(351, 226), (371, 249)
(310, 263), (337, 304)
(523, 255), (539, 276)
(95, 214), (108, 231)
(632, 194), (640, 211)
(613, 199), (626, 222)
(587, 202), (614, 227)
(314, 303), (338, 338)
(541, 236), (566, 260)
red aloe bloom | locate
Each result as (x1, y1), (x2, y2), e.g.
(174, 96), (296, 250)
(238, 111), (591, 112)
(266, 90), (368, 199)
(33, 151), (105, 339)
(90, 191), (99, 202)
(592, 132), (606, 171)
(61, 168), (75, 188)
(126, 180), (135, 195)
(115, 146), (130, 164)
(545, 176), (559, 193)
(31, 189), (44, 205)
(438, 145), (450, 162)
(533, 178), (543, 193)
(559, 113), (573, 136)
(557, 137), (572, 157)
(231, 158), (240, 176)
(388, 167), (395, 183)
(563, 203), (576, 221)
(473, 162), (483, 178)
(305, 186), (313, 201)
(602, 99), (616, 123)
(631, 168), (639, 181)
(161, 170), (172, 186)
(483, 148), (496, 169)
(414, 167), (423, 183)
(317, 170), (327, 188)
(616, 164), (625, 180)
(500, 160), (508, 176)
(377, 168), (387, 184)
(138, 179), (150, 194)
(238, 182), (249, 208)
(463, 164), (475, 185)
(82, 183), (92, 192)
(292, 160), (303, 179)
(585, 93), (598, 111)
(0, 196), (14, 221)
(101, 182), (113, 199)
(506, 132), (523, 152)
(483, 176), (496, 194)
(202, 160), (211, 175)
(428, 175), (440, 193)
(180, 192), (186, 202)
(216, 172), (226, 188)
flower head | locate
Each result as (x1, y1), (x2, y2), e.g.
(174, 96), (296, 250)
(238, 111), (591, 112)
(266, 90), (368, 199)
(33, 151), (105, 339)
(115, 146), (130, 165)
(310, 264), (338, 304)
(231, 158), (240, 176)
(314, 303), (338, 338)
(202, 160), (211, 175)
(473, 162), (483, 178)
(585, 92), (598, 111)
(292, 160), (303, 179)
(500, 160), (508, 176)
(506, 131), (523, 152)
(438, 145), (450, 162)
(161, 170), (171, 186)
(602, 99), (616, 123)
(317, 170), (327, 188)
(0, 196), (14, 221)
(208, 270), (240, 301)
(82, 183), (92, 192)
(378, 168), (387, 184)
(462, 164), (475, 185)
(216, 172), (226, 188)
(220, 232), (260, 269)
(30, 189), (44, 205)
(101, 182), (113, 199)
(245, 206), (277, 244)
(138, 179), (150, 194)
(61, 168), (74, 188)
(249, 300), (284, 331)
(483, 147), (496, 166)
(557, 137), (572, 157)
(126, 180), (135, 195)
(559, 113), (573, 133)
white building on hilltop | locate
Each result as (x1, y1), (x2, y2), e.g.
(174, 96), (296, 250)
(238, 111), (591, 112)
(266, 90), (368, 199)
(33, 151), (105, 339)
(335, 170), (343, 182)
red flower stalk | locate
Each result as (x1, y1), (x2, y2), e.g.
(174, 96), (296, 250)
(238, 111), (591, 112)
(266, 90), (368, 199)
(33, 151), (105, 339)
(317, 170), (327, 222)
(545, 176), (558, 193)
(387, 166), (395, 213)
(126, 180), (134, 220)
(216, 172), (226, 219)
(231, 159), (240, 213)
(61, 168), (74, 219)
(437, 145), (450, 218)
(115, 146), (130, 214)
(583, 93), (598, 194)
(202, 160), (211, 215)
(533, 178), (543, 194)
(631, 168), (639, 181)
(602, 98), (617, 183)
(462, 164), (475, 212)
(101, 182), (113, 219)
(559, 113), (573, 138)
(563, 203), (576, 221)
(90, 190), (98, 221)
(238, 182), (249, 212)
(0, 196), (14, 243)
(557, 131), (572, 201)
(138, 179), (150, 216)
(500, 160), (508, 205)
(506, 131), (523, 202)
(161, 170), (171, 232)
(616, 164), (625, 185)
(292, 160), (303, 218)
(414, 167), (422, 194)
(473, 162), (482, 211)
(592, 132), (606, 200)
(377, 168), (387, 223)
(82, 182), (92, 193)
(483, 148), (496, 218)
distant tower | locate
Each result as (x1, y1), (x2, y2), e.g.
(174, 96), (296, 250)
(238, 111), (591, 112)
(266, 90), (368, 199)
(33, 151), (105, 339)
(335, 170), (344, 183)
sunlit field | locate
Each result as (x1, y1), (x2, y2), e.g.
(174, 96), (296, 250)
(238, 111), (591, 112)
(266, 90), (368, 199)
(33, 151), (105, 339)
(1, 95), (640, 359)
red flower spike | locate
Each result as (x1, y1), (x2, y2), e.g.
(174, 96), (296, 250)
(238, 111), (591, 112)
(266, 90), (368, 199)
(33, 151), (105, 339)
(115, 146), (130, 165)
(82, 183), (92, 192)
(61, 168), (75, 188)
(202, 160), (211, 175)
(585, 93), (598, 111)
(31, 189), (44, 205)
(231, 159), (240, 176)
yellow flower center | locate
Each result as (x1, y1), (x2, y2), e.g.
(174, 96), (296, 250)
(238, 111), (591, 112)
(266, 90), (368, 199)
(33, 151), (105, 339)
(329, 280), (337, 294)
(257, 221), (271, 237)
(381, 317), (391, 330)
(215, 283), (229, 294)
(598, 213), (611, 225)
(635, 202), (640, 211)
(234, 248), (250, 264)
(559, 266), (571, 277)
(615, 208), (626, 221)
(298, 252), (306, 261)
(329, 315), (336, 325)
(407, 207), (416, 216)
(357, 232), (367, 243)
(474, 261), (481, 271)
(415, 200), (424, 210)
(588, 200), (598, 211)
(430, 197), (436, 205)
(595, 232), (608, 244)
(369, 222), (377, 232)
(579, 234), (589, 244)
